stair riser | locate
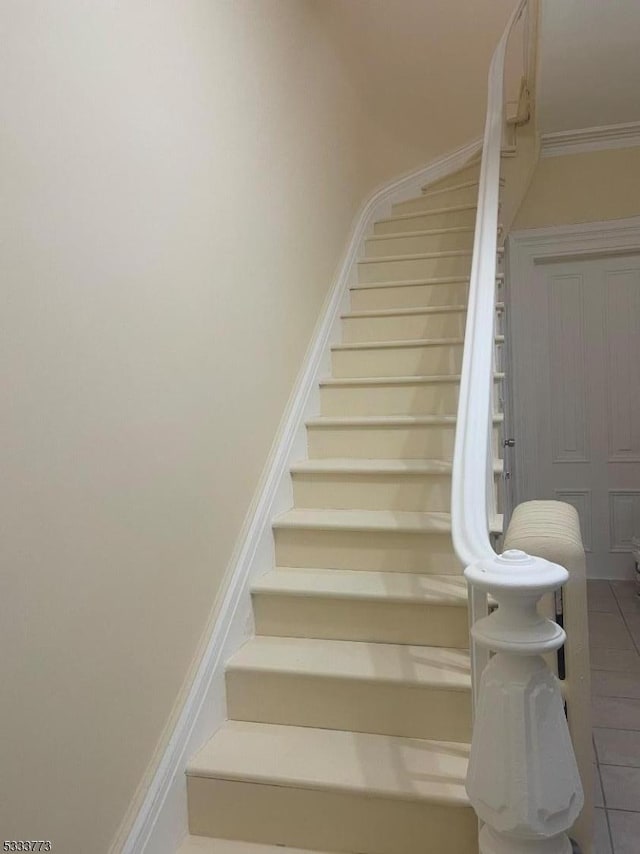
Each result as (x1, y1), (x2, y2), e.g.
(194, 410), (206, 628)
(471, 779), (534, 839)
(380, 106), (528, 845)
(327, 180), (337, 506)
(274, 527), (460, 574)
(332, 343), (463, 378)
(320, 382), (459, 416)
(342, 312), (466, 343)
(350, 281), (469, 311)
(292, 472), (452, 512)
(226, 669), (472, 742)
(187, 778), (477, 854)
(292, 471), (502, 513)
(425, 164), (480, 192)
(253, 590), (468, 647)
(358, 254), (471, 284)
(307, 423), (456, 460)
(307, 421), (501, 461)
(321, 377), (501, 416)
(365, 230), (473, 257)
(374, 208), (476, 235)
(392, 184), (478, 215)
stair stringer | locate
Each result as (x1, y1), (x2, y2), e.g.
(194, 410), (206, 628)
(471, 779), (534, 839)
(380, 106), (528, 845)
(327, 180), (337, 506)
(113, 135), (482, 854)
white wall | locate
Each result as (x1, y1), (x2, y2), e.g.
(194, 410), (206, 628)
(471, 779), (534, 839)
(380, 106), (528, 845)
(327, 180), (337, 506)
(0, 2), (518, 851)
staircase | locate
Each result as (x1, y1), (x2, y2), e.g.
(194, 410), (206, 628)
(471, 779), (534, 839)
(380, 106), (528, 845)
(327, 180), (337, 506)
(179, 158), (504, 854)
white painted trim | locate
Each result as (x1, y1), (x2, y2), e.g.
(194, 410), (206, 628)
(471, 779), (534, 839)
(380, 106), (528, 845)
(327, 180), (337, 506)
(541, 120), (640, 158)
(507, 216), (640, 578)
(113, 135), (482, 854)
(509, 215), (640, 261)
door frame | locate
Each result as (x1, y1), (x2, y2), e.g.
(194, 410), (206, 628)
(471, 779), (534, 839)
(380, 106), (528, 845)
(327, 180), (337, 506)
(506, 215), (640, 513)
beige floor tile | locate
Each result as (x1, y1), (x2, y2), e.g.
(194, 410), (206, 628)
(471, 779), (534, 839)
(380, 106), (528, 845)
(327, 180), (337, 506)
(589, 613), (635, 650)
(592, 670), (640, 699)
(608, 809), (640, 854)
(592, 696), (640, 731)
(589, 581), (620, 613)
(590, 648), (640, 673)
(624, 616), (640, 651)
(600, 765), (640, 811)
(594, 728), (640, 768)
(593, 808), (612, 854)
(611, 582), (640, 616)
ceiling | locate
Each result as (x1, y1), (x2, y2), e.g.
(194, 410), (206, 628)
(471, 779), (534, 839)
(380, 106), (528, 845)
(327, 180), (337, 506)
(538, 0), (640, 134)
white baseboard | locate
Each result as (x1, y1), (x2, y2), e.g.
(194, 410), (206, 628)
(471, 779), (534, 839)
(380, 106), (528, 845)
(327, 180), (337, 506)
(115, 135), (481, 854)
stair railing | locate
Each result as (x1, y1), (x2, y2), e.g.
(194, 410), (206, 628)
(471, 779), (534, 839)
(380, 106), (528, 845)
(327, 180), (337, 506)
(451, 2), (585, 852)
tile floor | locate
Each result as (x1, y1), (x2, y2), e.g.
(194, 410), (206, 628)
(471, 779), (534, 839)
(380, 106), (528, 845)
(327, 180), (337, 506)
(588, 579), (640, 853)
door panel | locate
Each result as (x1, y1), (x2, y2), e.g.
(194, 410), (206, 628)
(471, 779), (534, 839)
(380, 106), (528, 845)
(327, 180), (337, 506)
(512, 253), (640, 579)
(605, 269), (640, 462)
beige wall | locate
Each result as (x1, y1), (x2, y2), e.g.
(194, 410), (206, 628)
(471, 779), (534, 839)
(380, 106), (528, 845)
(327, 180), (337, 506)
(321, 0), (519, 184)
(514, 146), (640, 229)
(0, 2), (517, 852)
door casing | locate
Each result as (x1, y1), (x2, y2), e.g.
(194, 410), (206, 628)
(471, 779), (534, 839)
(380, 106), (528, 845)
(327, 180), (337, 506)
(507, 216), (640, 579)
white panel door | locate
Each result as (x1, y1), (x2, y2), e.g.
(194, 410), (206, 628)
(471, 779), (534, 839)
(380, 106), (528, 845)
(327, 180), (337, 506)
(512, 253), (640, 578)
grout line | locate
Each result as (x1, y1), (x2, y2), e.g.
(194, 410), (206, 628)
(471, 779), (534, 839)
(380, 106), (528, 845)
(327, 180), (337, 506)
(595, 638), (618, 853)
(600, 762), (640, 770)
(593, 693), (640, 700)
(605, 806), (640, 813)
(604, 807), (616, 853)
(597, 578), (640, 656)
(618, 612), (640, 660)
(592, 724), (640, 734)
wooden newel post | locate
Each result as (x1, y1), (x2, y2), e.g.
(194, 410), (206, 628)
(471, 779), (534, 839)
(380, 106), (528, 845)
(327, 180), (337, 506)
(465, 549), (584, 854)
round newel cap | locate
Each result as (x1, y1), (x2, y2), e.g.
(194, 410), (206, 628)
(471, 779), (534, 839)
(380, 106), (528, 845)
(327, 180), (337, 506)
(464, 548), (568, 594)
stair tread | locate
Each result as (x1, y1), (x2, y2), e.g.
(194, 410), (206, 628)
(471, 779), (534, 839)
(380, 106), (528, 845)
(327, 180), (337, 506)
(349, 275), (485, 291)
(290, 458), (453, 475)
(419, 179), (479, 198)
(306, 413), (503, 426)
(332, 335), (503, 351)
(332, 336), (464, 351)
(320, 372), (504, 386)
(187, 721), (471, 806)
(378, 204), (477, 225)
(368, 226), (475, 241)
(290, 457), (504, 475)
(421, 167), (480, 193)
(351, 276), (470, 291)
(359, 249), (472, 264)
(252, 567), (468, 605)
(178, 837), (334, 854)
(273, 507), (503, 536)
(273, 507), (452, 533)
(342, 305), (467, 319)
(228, 636), (471, 690)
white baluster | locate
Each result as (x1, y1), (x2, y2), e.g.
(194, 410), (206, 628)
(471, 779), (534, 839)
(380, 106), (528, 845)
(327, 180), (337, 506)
(465, 549), (584, 854)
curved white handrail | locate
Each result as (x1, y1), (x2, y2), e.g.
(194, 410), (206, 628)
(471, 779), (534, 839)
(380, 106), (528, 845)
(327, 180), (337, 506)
(451, 0), (528, 569)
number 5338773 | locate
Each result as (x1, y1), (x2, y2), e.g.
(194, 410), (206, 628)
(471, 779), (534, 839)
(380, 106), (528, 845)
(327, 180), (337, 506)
(4, 844), (52, 852)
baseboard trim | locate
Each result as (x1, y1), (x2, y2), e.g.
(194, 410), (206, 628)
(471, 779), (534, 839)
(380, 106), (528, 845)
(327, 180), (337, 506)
(541, 120), (640, 158)
(114, 135), (482, 854)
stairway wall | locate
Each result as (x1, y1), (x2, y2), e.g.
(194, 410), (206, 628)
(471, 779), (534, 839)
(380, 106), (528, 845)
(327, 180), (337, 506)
(0, 3), (380, 852)
(1, 2), (523, 853)
(513, 146), (640, 229)
(320, 0), (520, 186)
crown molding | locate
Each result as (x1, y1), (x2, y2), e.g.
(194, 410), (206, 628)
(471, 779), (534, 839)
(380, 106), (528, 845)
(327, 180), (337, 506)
(541, 120), (640, 158)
